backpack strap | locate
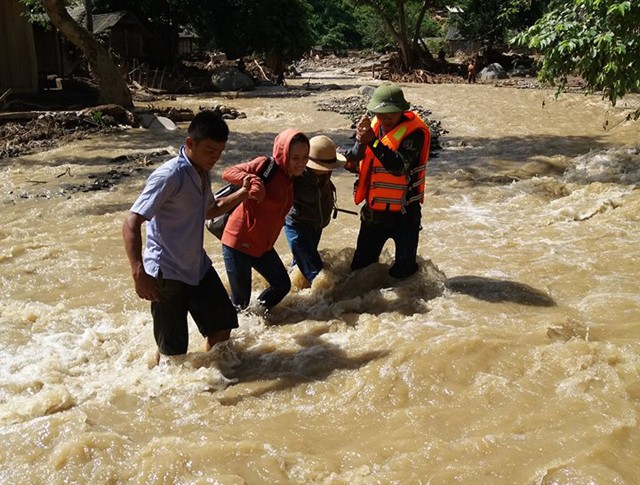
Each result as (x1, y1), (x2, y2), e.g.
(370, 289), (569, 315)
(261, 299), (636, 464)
(258, 155), (278, 183)
(206, 156), (280, 240)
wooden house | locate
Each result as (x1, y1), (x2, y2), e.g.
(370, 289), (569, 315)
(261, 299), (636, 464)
(68, 8), (148, 61)
(31, 7), (149, 78)
(0, 0), (38, 95)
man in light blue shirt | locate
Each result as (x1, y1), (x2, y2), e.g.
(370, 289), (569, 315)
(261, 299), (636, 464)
(123, 111), (251, 364)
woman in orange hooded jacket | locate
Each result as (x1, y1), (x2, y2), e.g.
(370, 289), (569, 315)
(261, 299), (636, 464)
(220, 129), (309, 311)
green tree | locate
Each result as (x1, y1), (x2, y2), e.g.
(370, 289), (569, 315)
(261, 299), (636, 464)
(189, 0), (314, 73)
(345, 0), (446, 70)
(451, 0), (547, 49)
(307, 0), (362, 51)
(22, 0), (133, 107)
(514, 0), (640, 106)
(95, 0), (314, 72)
(95, 0), (187, 24)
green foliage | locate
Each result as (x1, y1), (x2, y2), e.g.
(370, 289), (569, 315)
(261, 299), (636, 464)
(354, 5), (391, 50)
(307, 0), (362, 50)
(514, 0), (640, 104)
(93, 0), (191, 26)
(350, 0), (445, 48)
(424, 37), (446, 54)
(189, 0), (314, 64)
(352, 1), (442, 51)
(420, 15), (442, 38)
(91, 110), (104, 124)
(19, 0), (58, 26)
(92, 0), (314, 65)
(343, 0), (450, 67)
(451, 0), (547, 47)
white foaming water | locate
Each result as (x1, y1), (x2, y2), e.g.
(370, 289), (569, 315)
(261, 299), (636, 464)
(564, 145), (640, 185)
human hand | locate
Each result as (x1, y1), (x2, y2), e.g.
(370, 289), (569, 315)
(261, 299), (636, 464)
(133, 267), (160, 302)
(343, 159), (358, 173)
(357, 114), (371, 131)
(248, 176), (265, 202)
(356, 115), (375, 145)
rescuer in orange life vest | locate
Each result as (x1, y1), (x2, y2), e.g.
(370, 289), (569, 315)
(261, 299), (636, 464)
(342, 82), (431, 278)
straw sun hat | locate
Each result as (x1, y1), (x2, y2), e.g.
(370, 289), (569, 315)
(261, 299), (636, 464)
(306, 135), (347, 172)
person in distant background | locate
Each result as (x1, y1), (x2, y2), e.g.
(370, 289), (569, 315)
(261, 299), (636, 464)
(220, 129), (309, 312)
(123, 111), (250, 364)
(343, 82), (431, 279)
(285, 135), (345, 284)
(467, 58), (477, 83)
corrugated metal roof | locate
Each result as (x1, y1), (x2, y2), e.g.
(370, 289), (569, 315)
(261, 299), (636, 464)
(68, 6), (129, 34)
(179, 26), (198, 39)
(93, 12), (128, 33)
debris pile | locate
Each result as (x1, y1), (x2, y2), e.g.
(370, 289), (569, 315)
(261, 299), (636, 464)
(6, 150), (171, 201)
(61, 150), (171, 194)
(299, 50), (465, 83)
(150, 105), (246, 123)
(0, 107), (135, 159)
(0, 103), (248, 159)
(129, 54), (282, 98)
(394, 69), (465, 84)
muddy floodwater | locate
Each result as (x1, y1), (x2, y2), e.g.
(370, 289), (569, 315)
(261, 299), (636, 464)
(1, 72), (639, 484)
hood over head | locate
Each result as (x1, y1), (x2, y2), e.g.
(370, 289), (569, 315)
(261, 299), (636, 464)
(272, 128), (308, 176)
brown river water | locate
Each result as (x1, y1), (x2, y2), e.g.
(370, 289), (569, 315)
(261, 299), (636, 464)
(1, 72), (639, 484)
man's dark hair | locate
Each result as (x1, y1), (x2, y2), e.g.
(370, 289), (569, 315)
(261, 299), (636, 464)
(188, 110), (229, 142)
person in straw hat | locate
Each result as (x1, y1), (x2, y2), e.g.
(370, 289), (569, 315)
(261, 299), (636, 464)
(343, 82), (431, 279)
(284, 135), (346, 284)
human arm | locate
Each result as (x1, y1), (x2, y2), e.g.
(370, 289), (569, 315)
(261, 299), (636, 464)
(356, 113), (427, 176)
(222, 158), (267, 202)
(341, 115), (371, 173)
(206, 177), (252, 218)
(122, 211), (160, 302)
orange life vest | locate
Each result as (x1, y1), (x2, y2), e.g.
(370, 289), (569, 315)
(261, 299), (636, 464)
(354, 112), (430, 212)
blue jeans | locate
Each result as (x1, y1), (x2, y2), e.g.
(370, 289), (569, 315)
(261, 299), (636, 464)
(222, 244), (291, 310)
(284, 222), (323, 283)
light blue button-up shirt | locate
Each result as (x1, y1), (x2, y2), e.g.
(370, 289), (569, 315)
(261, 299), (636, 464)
(130, 146), (215, 285)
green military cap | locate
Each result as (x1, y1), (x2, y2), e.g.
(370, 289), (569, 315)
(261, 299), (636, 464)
(366, 82), (410, 113)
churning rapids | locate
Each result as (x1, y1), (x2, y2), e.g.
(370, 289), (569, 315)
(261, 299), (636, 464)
(1, 71), (639, 484)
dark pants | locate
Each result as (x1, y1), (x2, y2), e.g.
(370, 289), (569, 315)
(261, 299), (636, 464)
(351, 203), (422, 278)
(284, 222), (323, 283)
(222, 244), (291, 310)
(151, 266), (238, 356)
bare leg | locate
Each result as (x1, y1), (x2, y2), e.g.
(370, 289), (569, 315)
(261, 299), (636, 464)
(206, 329), (231, 352)
(155, 349), (161, 365)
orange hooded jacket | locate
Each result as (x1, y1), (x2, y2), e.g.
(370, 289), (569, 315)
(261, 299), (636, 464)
(221, 128), (302, 257)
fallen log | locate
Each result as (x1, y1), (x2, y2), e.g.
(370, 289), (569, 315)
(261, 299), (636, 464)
(0, 111), (54, 122)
